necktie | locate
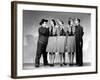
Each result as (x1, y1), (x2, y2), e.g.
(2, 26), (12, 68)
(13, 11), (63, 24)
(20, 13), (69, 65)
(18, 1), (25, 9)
(71, 26), (73, 35)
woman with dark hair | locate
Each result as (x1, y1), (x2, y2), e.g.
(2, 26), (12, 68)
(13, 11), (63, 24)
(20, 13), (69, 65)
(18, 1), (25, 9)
(65, 18), (76, 66)
(35, 19), (49, 67)
(56, 19), (66, 66)
(46, 19), (57, 66)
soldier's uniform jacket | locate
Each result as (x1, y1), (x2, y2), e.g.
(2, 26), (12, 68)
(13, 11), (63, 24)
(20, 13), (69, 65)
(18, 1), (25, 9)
(75, 25), (84, 44)
(38, 26), (49, 44)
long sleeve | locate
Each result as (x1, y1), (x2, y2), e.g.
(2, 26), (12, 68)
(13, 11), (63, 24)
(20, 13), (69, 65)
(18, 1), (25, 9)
(82, 27), (84, 37)
(39, 27), (49, 36)
(80, 27), (84, 47)
(38, 27), (49, 44)
(62, 28), (66, 36)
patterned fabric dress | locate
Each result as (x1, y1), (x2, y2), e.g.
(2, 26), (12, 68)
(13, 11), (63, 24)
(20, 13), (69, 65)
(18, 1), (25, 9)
(46, 26), (57, 52)
(56, 26), (66, 53)
(66, 25), (76, 53)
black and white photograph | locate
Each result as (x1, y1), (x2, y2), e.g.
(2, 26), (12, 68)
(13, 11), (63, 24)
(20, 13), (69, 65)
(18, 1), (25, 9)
(23, 10), (89, 69)
(11, 1), (97, 78)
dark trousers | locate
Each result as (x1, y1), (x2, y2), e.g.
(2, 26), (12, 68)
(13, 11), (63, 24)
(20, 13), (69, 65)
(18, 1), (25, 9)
(76, 42), (83, 66)
(35, 41), (48, 66)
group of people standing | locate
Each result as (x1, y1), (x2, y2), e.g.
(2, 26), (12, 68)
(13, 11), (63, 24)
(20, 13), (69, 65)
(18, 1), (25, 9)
(35, 18), (84, 68)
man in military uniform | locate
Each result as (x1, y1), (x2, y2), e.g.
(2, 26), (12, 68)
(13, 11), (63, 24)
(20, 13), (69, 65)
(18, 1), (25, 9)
(35, 19), (49, 67)
(74, 18), (84, 66)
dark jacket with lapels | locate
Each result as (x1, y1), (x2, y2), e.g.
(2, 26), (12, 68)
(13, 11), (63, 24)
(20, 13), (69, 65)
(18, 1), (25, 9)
(75, 24), (84, 45)
(38, 26), (49, 45)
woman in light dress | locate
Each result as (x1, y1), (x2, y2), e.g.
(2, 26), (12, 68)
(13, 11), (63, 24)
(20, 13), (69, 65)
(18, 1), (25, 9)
(65, 18), (76, 66)
(46, 19), (57, 66)
(56, 19), (66, 66)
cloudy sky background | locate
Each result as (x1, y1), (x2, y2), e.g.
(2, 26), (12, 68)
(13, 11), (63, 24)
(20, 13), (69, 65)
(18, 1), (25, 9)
(23, 10), (91, 64)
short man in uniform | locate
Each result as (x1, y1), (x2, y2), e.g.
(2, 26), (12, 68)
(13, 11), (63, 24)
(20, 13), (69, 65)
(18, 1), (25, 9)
(35, 19), (49, 67)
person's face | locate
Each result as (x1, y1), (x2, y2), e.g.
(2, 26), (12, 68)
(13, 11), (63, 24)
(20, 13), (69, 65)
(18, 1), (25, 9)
(42, 22), (47, 27)
(50, 20), (54, 26)
(74, 19), (79, 26)
(70, 20), (73, 26)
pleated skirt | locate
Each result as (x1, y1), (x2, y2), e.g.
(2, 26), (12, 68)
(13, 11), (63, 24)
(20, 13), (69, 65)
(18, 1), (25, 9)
(46, 36), (66, 53)
(46, 36), (57, 52)
(56, 36), (66, 53)
(67, 36), (76, 52)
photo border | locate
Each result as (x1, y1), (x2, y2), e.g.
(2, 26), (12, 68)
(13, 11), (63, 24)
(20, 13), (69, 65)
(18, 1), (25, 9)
(11, 1), (98, 79)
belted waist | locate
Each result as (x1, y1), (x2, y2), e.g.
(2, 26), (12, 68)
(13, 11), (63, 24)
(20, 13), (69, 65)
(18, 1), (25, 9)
(49, 35), (57, 37)
(68, 34), (75, 36)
